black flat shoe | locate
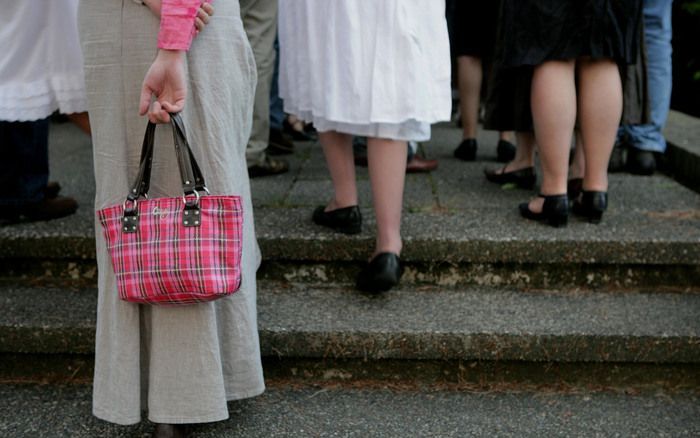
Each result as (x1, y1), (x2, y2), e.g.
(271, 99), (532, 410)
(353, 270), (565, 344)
(356, 252), (403, 293)
(454, 138), (477, 161)
(519, 194), (568, 228)
(312, 205), (362, 235)
(496, 139), (516, 163)
(626, 148), (656, 175)
(484, 166), (536, 189)
(572, 191), (608, 224)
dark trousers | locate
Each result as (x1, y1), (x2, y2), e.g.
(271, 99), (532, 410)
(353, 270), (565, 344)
(0, 119), (49, 206)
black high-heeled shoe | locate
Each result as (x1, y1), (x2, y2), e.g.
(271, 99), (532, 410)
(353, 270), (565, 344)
(519, 194), (569, 228)
(484, 166), (536, 189)
(356, 252), (403, 293)
(312, 205), (362, 235)
(572, 191), (608, 224)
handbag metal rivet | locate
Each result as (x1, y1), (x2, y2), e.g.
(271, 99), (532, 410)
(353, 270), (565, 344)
(194, 221), (199, 225)
(184, 211), (189, 215)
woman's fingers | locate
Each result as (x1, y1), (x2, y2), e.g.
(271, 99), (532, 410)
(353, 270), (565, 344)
(197, 7), (210, 24)
(201, 2), (214, 16)
(194, 2), (212, 32)
(148, 101), (168, 124)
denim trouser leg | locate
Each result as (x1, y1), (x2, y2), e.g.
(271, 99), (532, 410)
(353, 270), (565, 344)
(0, 119), (49, 206)
(622, 0), (673, 153)
(269, 36), (285, 132)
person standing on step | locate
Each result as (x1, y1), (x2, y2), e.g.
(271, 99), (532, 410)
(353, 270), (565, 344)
(500, 0), (643, 227)
(79, 1), (264, 436)
(614, 0), (674, 175)
(452, 0), (516, 163)
(278, 0), (451, 293)
(241, 0), (290, 177)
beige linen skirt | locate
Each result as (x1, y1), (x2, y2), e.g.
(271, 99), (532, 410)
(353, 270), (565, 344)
(79, 0), (264, 425)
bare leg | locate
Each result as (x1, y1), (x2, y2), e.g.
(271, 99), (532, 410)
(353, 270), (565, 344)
(577, 59), (623, 192)
(458, 56), (482, 139)
(367, 138), (407, 256)
(498, 131), (514, 142)
(67, 112), (91, 136)
(529, 60), (577, 212)
(569, 130), (585, 180)
(319, 131), (357, 210)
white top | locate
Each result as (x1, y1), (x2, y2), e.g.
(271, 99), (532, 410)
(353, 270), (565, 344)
(0, 0), (87, 121)
(278, 0), (452, 140)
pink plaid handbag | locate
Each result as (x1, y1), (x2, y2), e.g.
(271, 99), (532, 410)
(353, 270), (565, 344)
(97, 114), (243, 305)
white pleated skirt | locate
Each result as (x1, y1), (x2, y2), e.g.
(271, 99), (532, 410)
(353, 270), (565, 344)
(0, 0), (86, 121)
(278, 0), (452, 141)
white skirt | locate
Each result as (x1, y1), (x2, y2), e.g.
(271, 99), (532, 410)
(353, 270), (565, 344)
(278, 0), (452, 141)
(0, 0), (87, 121)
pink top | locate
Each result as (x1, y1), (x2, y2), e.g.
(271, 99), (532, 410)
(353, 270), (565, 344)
(157, 0), (201, 51)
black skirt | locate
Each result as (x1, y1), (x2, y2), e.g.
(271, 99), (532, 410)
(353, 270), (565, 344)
(498, 0), (643, 68)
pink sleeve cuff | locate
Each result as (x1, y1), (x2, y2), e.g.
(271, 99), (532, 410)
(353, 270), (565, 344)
(157, 0), (201, 51)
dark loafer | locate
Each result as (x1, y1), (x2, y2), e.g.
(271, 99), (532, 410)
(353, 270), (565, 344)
(484, 166), (536, 189)
(312, 205), (362, 235)
(268, 128), (295, 155)
(44, 181), (62, 199)
(248, 156), (289, 178)
(454, 138), (477, 161)
(154, 423), (189, 438)
(626, 148), (656, 176)
(356, 252), (403, 293)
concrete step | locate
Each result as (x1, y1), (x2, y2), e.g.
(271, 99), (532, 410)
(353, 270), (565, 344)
(1, 122), (699, 289)
(2, 283), (699, 363)
(1, 383), (698, 437)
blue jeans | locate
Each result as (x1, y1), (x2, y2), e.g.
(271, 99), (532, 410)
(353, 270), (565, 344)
(269, 36), (284, 131)
(0, 119), (49, 206)
(618, 0), (673, 153)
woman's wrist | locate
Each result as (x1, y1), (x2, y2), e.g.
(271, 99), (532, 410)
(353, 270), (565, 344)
(157, 49), (184, 61)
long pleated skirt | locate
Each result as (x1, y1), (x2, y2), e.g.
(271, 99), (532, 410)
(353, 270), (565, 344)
(79, 0), (264, 425)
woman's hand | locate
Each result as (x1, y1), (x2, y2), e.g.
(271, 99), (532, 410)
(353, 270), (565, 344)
(144, 0), (214, 34)
(139, 49), (187, 124)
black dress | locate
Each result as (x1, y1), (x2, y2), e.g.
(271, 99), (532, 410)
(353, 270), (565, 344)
(498, 0), (643, 68)
(484, 0), (647, 131)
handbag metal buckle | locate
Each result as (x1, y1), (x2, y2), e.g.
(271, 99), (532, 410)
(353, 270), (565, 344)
(122, 198), (139, 233)
(182, 191), (201, 227)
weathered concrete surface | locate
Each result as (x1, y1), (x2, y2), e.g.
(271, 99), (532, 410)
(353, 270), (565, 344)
(0, 122), (698, 281)
(665, 110), (700, 191)
(2, 284), (699, 363)
(1, 384), (698, 437)
(4, 354), (699, 393)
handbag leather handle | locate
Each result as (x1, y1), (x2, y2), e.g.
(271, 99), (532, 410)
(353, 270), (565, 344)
(127, 113), (207, 202)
